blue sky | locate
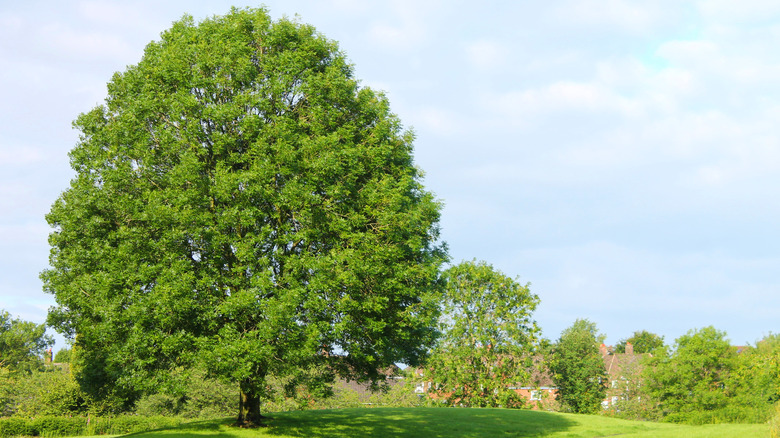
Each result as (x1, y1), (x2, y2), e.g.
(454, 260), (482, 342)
(2, 0), (780, 350)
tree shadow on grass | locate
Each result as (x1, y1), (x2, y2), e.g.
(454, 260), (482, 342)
(263, 407), (577, 438)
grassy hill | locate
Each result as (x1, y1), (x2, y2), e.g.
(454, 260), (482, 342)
(126, 407), (769, 438)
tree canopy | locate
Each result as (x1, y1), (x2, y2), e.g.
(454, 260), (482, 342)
(615, 330), (664, 354)
(643, 326), (735, 422)
(42, 7), (445, 425)
(548, 318), (607, 413)
(425, 260), (540, 408)
(0, 311), (53, 374)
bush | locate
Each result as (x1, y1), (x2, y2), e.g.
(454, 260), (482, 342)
(771, 403), (780, 438)
(53, 349), (71, 364)
(133, 393), (183, 418)
(2, 367), (87, 417)
(29, 417), (85, 437)
(87, 415), (183, 435)
(258, 374), (430, 413)
(0, 416), (85, 437)
(0, 368), (16, 417)
(0, 415), (184, 437)
(0, 418), (31, 437)
(306, 378), (427, 410)
(133, 368), (235, 419)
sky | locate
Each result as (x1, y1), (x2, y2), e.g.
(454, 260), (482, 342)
(2, 0), (780, 351)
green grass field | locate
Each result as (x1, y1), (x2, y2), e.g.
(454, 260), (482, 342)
(123, 407), (769, 438)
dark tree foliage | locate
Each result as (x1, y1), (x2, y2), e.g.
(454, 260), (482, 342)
(548, 318), (607, 414)
(42, 7), (445, 425)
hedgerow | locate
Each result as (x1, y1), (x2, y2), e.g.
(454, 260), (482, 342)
(0, 415), (183, 437)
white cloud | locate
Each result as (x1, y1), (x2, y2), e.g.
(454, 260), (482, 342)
(0, 222), (50, 245)
(696, 0), (780, 24)
(0, 146), (47, 166)
(465, 40), (507, 70)
(0, 15), (137, 66)
(367, 0), (440, 50)
(483, 80), (640, 126)
(0, 14), (23, 33)
(369, 22), (423, 51)
(509, 241), (780, 342)
(653, 68), (696, 98)
(324, 0), (369, 13)
(77, 1), (145, 26)
(412, 107), (464, 137)
(43, 23), (136, 63)
(458, 13), (780, 195)
(655, 40), (721, 70)
(553, 0), (669, 33)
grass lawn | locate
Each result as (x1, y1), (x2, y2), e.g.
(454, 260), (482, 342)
(123, 407), (769, 438)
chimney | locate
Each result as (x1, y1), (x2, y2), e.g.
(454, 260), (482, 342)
(599, 343), (608, 356)
(625, 342), (634, 355)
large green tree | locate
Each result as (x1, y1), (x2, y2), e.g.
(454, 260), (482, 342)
(426, 260), (540, 408)
(0, 311), (53, 374)
(42, 7), (445, 425)
(548, 318), (607, 413)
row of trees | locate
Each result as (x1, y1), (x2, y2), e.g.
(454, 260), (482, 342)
(416, 278), (780, 425)
(625, 327), (780, 423)
(2, 291), (778, 424)
(544, 323), (780, 423)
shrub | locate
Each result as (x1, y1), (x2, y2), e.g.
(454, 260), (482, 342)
(5, 367), (87, 417)
(0, 415), (184, 437)
(29, 416), (85, 437)
(771, 403), (780, 438)
(53, 349), (71, 364)
(133, 393), (183, 418)
(0, 368), (16, 417)
(87, 415), (182, 435)
(0, 418), (32, 437)
(133, 368), (235, 419)
(259, 374), (429, 412)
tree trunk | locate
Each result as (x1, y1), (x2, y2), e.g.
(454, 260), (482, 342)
(237, 379), (264, 427)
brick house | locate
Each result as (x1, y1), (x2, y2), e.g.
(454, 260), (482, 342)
(599, 342), (646, 409)
(411, 343), (650, 410)
(510, 355), (559, 410)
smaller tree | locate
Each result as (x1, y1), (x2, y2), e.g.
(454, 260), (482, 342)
(615, 330), (664, 354)
(548, 318), (607, 413)
(2, 367), (87, 417)
(54, 348), (72, 363)
(723, 333), (780, 423)
(0, 311), (53, 374)
(643, 326), (734, 423)
(426, 260), (540, 408)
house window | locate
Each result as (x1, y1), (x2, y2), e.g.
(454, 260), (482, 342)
(531, 390), (542, 401)
(611, 380), (618, 388)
